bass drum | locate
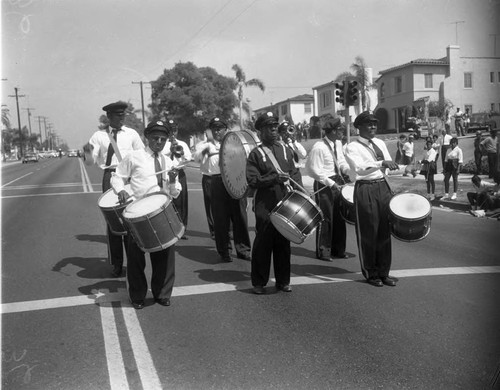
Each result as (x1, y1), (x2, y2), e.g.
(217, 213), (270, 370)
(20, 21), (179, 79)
(97, 184), (133, 235)
(220, 130), (261, 199)
(270, 190), (324, 244)
(122, 193), (185, 252)
(389, 193), (432, 242)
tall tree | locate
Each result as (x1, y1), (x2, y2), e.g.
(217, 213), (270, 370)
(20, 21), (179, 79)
(232, 64), (265, 130)
(151, 62), (237, 139)
(2, 107), (11, 130)
(350, 56), (373, 111)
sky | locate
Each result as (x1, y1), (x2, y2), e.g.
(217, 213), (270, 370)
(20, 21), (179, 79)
(1, 0), (499, 148)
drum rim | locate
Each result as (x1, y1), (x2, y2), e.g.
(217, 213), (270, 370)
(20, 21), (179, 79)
(282, 189), (323, 216)
(389, 193), (432, 221)
(122, 192), (170, 221)
(98, 184), (132, 208)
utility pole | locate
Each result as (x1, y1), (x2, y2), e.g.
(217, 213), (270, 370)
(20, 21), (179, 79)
(35, 116), (45, 148)
(43, 117), (48, 150)
(450, 21), (465, 45)
(22, 107), (35, 149)
(132, 81), (151, 127)
(490, 34), (499, 56)
(8, 87), (25, 157)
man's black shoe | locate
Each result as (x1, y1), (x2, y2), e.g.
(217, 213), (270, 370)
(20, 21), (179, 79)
(332, 253), (349, 259)
(381, 276), (397, 287)
(111, 266), (123, 277)
(276, 284), (292, 292)
(237, 252), (251, 260)
(222, 254), (233, 262)
(367, 278), (383, 287)
(155, 298), (171, 306)
(131, 301), (144, 310)
(253, 286), (265, 294)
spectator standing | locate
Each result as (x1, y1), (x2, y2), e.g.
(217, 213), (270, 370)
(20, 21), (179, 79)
(454, 107), (464, 136)
(440, 129), (453, 172)
(402, 134), (415, 175)
(473, 130), (483, 174)
(480, 129), (498, 178)
(463, 108), (471, 134)
(419, 139), (438, 200)
(442, 137), (463, 200)
(395, 134), (407, 164)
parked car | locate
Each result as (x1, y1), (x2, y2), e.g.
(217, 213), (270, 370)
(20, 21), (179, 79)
(468, 113), (495, 133)
(22, 152), (39, 163)
(67, 149), (79, 157)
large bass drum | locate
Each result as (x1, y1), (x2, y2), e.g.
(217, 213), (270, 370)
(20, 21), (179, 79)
(389, 193), (432, 242)
(122, 193), (185, 252)
(270, 190), (324, 244)
(220, 130), (261, 199)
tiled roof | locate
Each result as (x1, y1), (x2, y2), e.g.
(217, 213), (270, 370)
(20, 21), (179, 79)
(379, 57), (448, 74)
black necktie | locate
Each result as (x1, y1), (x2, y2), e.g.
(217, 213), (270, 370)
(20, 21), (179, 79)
(105, 129), (118, 167)
(333, 141), (340, 175)
(154, 152), (163, 188)
(369, 140), (385, 161)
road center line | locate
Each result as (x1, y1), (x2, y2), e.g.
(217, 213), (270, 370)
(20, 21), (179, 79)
(2, 266), (500, 315)
(1, 172), (33, 187)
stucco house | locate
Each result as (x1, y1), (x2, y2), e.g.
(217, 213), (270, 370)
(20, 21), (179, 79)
(375, 45), (500, 132)
(253, 94), (314, 126)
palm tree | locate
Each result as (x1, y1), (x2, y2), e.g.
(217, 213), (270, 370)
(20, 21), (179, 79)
(2, 107), (11, 129)
(350, 56), (373, 111)
(232, 64), (265, 129)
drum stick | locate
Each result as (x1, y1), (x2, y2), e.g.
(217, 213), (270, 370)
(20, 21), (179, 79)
(288, 177), (309, 194)
(149, 162), (188, 176)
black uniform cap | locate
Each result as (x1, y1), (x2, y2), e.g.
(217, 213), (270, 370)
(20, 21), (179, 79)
(102, 101), (128, 113)
(255, 112), (279, 130)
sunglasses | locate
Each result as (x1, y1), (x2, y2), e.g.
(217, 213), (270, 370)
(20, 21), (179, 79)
(150, 136), (168, 143)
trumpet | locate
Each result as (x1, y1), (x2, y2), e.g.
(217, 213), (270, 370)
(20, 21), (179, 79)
(283, 125), (296, 142)
(170, 137), (184, 158)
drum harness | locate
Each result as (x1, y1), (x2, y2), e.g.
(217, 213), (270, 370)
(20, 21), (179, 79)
(322, 137), (347, 188)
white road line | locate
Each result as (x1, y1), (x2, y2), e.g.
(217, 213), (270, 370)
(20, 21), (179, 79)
(1, 172), (33, 187)
(79, 158), (94, 192)
(1, 191), (100, 199)
(2, 266), (500, 314)
(79, 158), (89, 192)
(100, 303), (130, 390)
(122, 307), (163, 390)
(2, 183), (94, 190)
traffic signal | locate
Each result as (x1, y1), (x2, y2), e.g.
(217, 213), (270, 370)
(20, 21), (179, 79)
(346, 80), (359, 106)
(335, 81), (346, 105)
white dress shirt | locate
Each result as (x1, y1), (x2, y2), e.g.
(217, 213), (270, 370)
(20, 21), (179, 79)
(306, 137), (350, 187)
(193, 140), (221, 175)
(345, 137), (391, 181)
(111, 147), (181, 199)
(444, 146), (463, 164)
(88, 126), (144, 169)
(422, 148), (437, 162)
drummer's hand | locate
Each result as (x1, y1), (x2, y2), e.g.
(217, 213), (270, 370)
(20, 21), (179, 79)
(118, 190), (130, 204)
(168, 170), (178, 182)
(277, 173), (290, 184)
(382, 160), (399, 170)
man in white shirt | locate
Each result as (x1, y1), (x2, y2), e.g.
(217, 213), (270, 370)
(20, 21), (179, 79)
(345, 112), (399, 287)
(402, 134), (415, 173)
(163, 119), (192, 239)
(193, 117), (251, 262)
(111, 120), (181, 309)
(305, 117), (351, 261)
(86, 101), (144, 277)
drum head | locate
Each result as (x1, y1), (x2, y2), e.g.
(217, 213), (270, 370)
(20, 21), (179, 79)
(341, 184), (354, 203)
(98, 184), (132, 208)
(123, 193), (169, 219)
(220, 130), (260, 199)
(389, 193), (431, 220)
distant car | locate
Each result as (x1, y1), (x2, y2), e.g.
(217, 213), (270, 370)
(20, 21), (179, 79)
(468, 113), (495, 133)
(22, 152), (39, 163)
(67, 149), (79, 157)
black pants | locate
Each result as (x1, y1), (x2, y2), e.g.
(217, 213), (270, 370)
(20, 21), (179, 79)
(211, 175), (251, 258)
(474, 151), (482, 174)
(314, 180), (346, 258)
(354, 179), (392, 280)
(441, 145), (450, 170)
(251, 189), (290, 287)
(127, 238), (175, 303)
(487, 153), (496, 178)
(202, 174), (214, 236)
(102, 170), (128, 267)
(172, 169), (188, 227)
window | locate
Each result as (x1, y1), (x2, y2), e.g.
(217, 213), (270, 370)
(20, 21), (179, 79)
(464, 72), (472, 88)
(395, 76), (402, 93)
(491, 103), (495, 112)
(424, 73), (433, 88)
(304, 103), (312, 113)
(491, 72), (495, 83)
(380, 83), (385, 99)
(281, 105), (288, 115)
(321, 91), (332, 108)
(498, 72), (500, 83)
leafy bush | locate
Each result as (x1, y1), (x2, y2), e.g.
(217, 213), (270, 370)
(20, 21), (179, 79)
(461, 159), (490, 174)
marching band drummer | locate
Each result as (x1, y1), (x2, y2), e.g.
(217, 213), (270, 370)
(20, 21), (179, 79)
(163, 119), (192, 240)
(305, 117), (351, 261)
(193, 117), (252, 262)
(344, 112), (399, 288)
(246, 112), (302, 294)
(85, 101), (144, 278)
(111, 120), (181, 310)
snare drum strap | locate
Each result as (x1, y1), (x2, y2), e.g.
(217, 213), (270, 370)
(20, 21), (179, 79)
(322, 138), (344, 184)
(260, 146), (291, 188)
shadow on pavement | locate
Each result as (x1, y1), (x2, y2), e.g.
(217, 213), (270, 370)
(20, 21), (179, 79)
(75, 234), (108, 244)
(52, 256), (115, 279)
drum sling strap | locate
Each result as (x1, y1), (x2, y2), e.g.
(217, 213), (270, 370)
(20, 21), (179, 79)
(322, 138), (345, 184)
(106, 128), (123, 167)
(260, 145), (290, 186)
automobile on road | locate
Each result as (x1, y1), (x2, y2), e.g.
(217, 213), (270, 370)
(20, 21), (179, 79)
(67, 149), (79, 157)
(22, 152), (39, 163)
(468, 113), (495, 133)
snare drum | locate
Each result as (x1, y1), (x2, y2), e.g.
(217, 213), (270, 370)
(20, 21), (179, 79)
(270, 190), (324, 244)
(97, 185), (132, 235)
(122, 193), (185, 252)
(340, 184), (355, 225)
(220, 130), (261, 199)
(389, 193), (432, 242)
